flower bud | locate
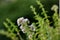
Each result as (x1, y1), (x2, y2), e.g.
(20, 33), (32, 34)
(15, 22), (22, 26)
(51, 5), (58, 11)
(29, 24), (36, 31)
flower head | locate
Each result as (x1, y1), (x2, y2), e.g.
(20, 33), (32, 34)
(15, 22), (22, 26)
(17, 17), (24, 26)
(17, 17), (30, 26)
(22, 18), (30, 24)
(20, 25), (26, 33)
(29, 24), (36, 31)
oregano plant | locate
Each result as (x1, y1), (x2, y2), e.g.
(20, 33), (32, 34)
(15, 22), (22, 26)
(0, 0), (60, 40)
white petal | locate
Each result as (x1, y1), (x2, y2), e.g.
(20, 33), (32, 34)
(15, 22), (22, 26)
(21, 29), (25, 33)
(20, 26), (23, 29)
(17, 17), (24, 26)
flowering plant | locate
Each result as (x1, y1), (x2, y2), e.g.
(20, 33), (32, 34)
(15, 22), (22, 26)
(0, 0), (60, 40)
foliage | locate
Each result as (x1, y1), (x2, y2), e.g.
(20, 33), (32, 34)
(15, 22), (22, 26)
(0, 0), (60, 40)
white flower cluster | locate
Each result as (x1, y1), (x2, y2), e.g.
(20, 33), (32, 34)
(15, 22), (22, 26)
(20, 25), (26, 33)
(17, 17), (29, 26)
(17, 17), (36, 33)
(17, 17), (29, 33)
